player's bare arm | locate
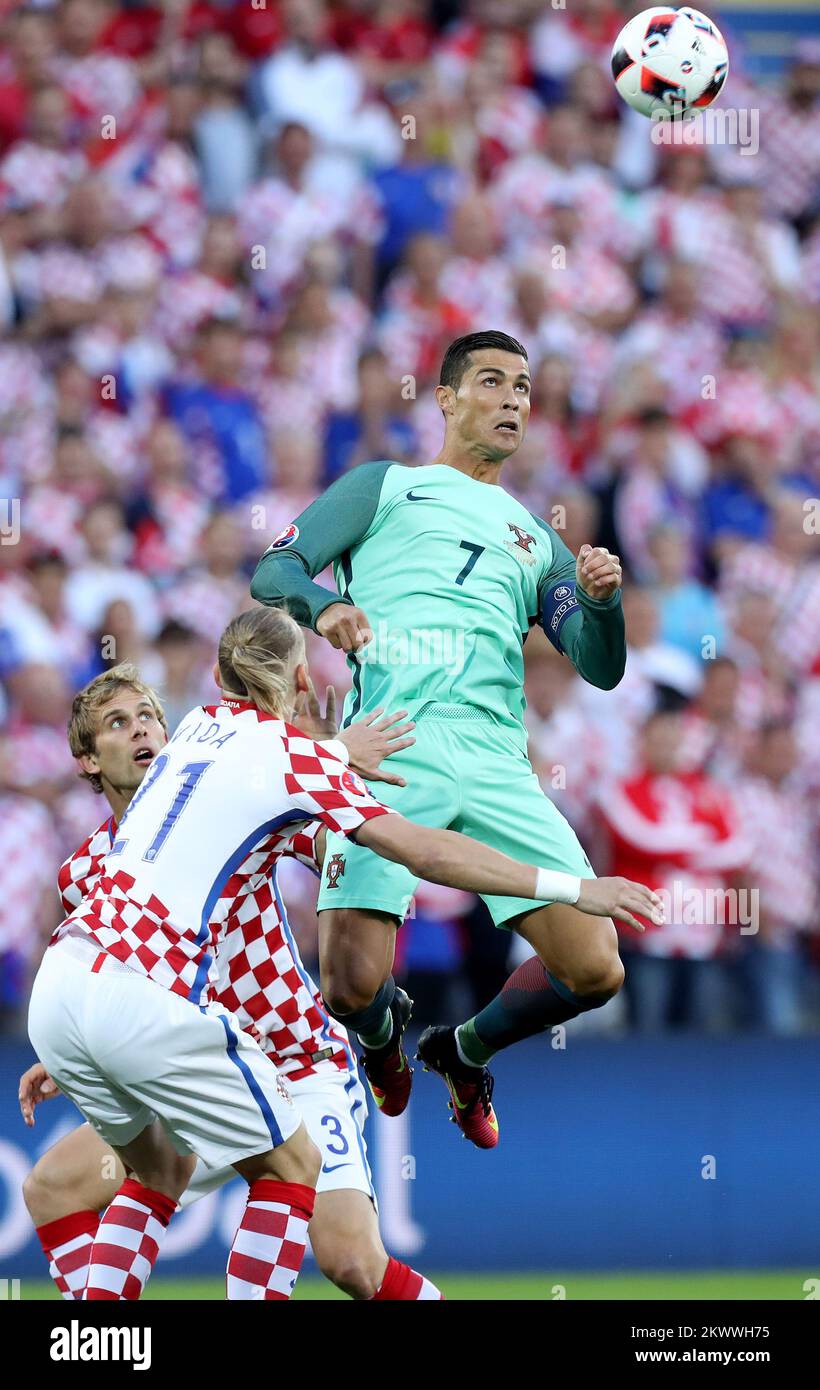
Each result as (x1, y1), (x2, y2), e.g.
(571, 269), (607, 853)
(354, 816), (663, 933)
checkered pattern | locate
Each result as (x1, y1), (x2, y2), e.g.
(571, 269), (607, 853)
(55, 705), (390, 1009)
(0, 793), (61, 955)
(84, 1179), (176, 1301)
(213, 819), (350, 1081)
(736, 776), (817, 935)
(57, 811), (351, 1080)
(36, 1211), (100, 1301)
(238, 177), (356, 298)
(0, 142), (86, 210)
(59, 862), (209, 1001)
(759, 90), (820, 221)
(278, 723), (392, 833)
(226, 1179), (314, 1301)
(58, 817), (115, 915)
(54, 52), (142, 132)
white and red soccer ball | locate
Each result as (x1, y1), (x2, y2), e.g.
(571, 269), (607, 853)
(611, 7), (729, 118)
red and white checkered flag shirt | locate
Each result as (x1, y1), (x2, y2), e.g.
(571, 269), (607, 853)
(53, 700), (392, 1017)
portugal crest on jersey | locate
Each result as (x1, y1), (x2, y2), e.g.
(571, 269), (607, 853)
(326, 852), (346, 889)
(505, 522), (537, 565)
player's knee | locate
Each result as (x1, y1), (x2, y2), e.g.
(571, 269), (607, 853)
(322, 952), (383, 1017)
(314, 1240), (385, 1300)
(136, 1151), (196, 1203)
(572, 952), (625, 1002)
(323, 975), (379, 1017)
(320, 1253), (382, 1300)
(23, 1161), (65, 1226)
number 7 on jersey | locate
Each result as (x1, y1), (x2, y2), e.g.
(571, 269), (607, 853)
(455, 541), (485, 586)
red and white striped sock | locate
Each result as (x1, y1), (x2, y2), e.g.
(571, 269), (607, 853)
(35, 1210), (100, 1300)
(84, 1178), (176, 1300)
(227, 1179), (315, 1300)
(372, 1255), (444, 1301)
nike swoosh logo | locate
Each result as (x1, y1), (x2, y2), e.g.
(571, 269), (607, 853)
(406, 490), (435, 501)
(322, 1161), (353, 1174)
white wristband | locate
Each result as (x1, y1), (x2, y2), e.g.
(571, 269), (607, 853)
(535, 867), (581, 905)
(320, 737), (350, 766)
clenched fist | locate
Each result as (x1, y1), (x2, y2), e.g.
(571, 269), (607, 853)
(576, 545), (623, 602)
(316, 602), (373, 653)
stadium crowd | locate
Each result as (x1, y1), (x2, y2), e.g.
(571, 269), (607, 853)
(0, 0), (818, 1037)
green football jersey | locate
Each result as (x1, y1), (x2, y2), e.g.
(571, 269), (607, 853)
(251, 460), (625, 748)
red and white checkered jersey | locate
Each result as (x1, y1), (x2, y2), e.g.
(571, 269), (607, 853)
(0, 792), (62, 956)
(58, 815), (116, 916)
(55, 699), (392, 1006)
(57, 806), (353, 1080)
(0, 141), (85, 210)
(735, 775), (817, 937)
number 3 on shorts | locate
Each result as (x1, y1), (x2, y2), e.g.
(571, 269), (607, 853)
(321, 1113), (350, 1156)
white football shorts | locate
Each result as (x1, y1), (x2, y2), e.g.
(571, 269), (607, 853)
(180, 1066), (375, 1208)
(28, 934), (301, 1170)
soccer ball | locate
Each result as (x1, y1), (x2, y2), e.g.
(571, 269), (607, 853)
(611, 7), (729, 118)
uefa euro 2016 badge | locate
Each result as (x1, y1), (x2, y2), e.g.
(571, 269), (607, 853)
(504, 522), (538, 565)
(341, 769), (368, 797)
(264, 523), (300, 554)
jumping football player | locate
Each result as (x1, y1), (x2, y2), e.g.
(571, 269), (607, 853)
(251, 330), (642, 1148)
(20, 657), (444, 1300)
(26, 610), (658, 1295)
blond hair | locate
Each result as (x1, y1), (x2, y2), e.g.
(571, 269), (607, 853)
(218, 608), (303, 716)
(68, 663), (168, 794)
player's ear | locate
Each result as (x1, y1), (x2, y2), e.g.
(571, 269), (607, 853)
(293, 661), (310, 697)
(212, 660), (221, 688)
(77, 752), (101, 779)
(434, 383), (455, 417)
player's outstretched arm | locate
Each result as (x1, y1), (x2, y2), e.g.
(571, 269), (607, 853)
(250, 462), (393, 640)
(354, 816), (662, 932)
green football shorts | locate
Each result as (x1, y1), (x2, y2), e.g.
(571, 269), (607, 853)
(317, 703), (594, 929)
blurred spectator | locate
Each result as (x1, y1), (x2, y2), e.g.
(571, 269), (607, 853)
(255, 0), (398, 171)
(0, 7), (57, 152)
(194, 29), (258, 212)
(323, 347), (418, 480)
(680, 655), (746, 781)
(162, 507), (249, 644)
(737, 720), (818, 1034)
(598, 699), (750, 1032)
(367, 93), (463, 285)
(648, 523), (726, 662)
(64, 497), (160, 640)
(163, 314), (268, 502)
(153, 618), (211, 734)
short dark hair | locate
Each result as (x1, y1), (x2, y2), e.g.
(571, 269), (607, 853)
(439, 331), (528, 393)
